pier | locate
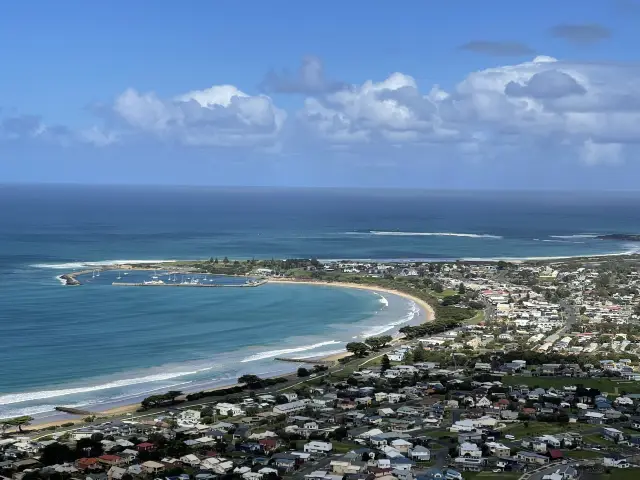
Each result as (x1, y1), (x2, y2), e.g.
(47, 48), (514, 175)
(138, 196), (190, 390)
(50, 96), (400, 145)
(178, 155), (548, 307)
(111, 280), (267, 288)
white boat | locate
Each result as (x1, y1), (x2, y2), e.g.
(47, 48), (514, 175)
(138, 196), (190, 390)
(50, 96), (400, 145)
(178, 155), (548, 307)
(143, 279), (164, 285)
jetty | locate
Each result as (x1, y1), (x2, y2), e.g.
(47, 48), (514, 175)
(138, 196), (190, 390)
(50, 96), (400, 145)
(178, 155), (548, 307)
(55, 406), (93, 416)
(274, 357), (333, 365)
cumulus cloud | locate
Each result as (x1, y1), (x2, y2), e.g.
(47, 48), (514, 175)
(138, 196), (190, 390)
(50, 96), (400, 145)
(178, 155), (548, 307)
(550, 24), (611, 45)
(297, 55), (640, 164)
(261, 56), (347, 94)
(110, 84), (286, 147)
(458, 40), (535, 56)
(505, 70), (586, 99)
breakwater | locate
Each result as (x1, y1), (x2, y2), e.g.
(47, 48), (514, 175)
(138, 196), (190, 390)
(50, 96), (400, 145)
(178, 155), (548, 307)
(111, 280), (267, 288)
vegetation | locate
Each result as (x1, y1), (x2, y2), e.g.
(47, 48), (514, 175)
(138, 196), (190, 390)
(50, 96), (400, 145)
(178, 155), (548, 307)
(0, 415), (33, 434)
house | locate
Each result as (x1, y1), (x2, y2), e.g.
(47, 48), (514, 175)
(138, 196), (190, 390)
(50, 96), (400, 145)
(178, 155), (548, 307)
(408, 446), (431, 461)
(141, 461), (166, 475)
(98, 455), (125, 467)
(273, 399), (311, 415)
(304, 441), (333, 454)
(216, 402), (245, 417)
(391, 439), (413, 453)
(180, 454), (201, 467)
(136, 442), (155, 452)
(476, 397), (491, 408)
(517, 451), (549, 465)
(458, 442), (481, 458)
(107, 466), (127, 480)
(602, 427), (625, 442)
(485, 442), (510, 457)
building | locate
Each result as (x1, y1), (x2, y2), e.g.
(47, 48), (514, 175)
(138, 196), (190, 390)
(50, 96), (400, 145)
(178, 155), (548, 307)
(304, 441), (333, 454)
(273, 399), (311, 415)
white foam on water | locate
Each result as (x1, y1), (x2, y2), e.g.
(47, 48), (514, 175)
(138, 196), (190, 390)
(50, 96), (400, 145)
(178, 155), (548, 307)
(360, 301), (420, 338)
(31, 259), (177, 269)
(549, 234), (598, 239)
(377, 293), (389, 307)
(0, 370), (202, 405)
(240, 340), (341, 363)
(367, 231), (503, 239)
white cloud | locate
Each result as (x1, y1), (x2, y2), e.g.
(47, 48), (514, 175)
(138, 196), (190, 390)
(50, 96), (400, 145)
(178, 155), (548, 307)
(297, 55), (640, 164)
(111, 84), (286, 147)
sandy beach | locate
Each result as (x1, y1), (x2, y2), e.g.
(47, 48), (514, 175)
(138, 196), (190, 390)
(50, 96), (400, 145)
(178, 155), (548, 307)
(268, 278), (436, 322)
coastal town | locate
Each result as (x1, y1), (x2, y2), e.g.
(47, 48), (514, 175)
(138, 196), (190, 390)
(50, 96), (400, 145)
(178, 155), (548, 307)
(4, 256), (640, 480)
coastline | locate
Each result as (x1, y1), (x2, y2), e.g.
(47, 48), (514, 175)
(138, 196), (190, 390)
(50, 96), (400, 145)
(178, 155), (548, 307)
(267, 278), (435, 323)
(18, 280), (434, 431)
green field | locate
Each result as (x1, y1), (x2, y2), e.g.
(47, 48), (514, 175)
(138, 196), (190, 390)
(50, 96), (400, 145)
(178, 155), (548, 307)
(463, 472), (520, 480)
(565, 450), (605, 459)
(503, 421), (592, 438)
(501, 375), (640, 394)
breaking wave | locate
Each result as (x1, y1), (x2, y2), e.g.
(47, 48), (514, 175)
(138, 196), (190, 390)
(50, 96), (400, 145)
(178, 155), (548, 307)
(366, 231), (503, 239)
(240, 340), (342, 363)
(0, 371), (201, 405)
(549, 234), (598, 239)
(360, 301), (421, 338)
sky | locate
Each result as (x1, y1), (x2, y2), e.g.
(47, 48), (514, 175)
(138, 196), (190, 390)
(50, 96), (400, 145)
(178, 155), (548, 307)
(2, 0), (640, 189)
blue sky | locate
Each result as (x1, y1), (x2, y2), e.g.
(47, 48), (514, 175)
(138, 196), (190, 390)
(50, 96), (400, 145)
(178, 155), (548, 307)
(2, 0), (640, 188)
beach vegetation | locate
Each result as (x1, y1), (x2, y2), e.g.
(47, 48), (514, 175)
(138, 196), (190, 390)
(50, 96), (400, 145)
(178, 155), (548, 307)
(0, 415), (33, 434)
(345, 342), (370, 357)
(364, 335), (393, 351)
(297, 367), (310, 377)
(140, 390), (183, 410)
(238, 374), (262, 385)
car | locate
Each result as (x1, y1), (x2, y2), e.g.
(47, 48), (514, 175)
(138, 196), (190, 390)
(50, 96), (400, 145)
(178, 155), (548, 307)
(492, 469), (502, 473)
(505, 434), (515, 440)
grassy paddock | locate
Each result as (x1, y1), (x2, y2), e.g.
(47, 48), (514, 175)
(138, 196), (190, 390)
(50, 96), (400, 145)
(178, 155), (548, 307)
(501, 375), (640, 394)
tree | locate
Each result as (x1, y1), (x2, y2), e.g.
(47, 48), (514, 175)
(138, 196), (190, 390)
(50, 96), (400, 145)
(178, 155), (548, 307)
(238, 374), (262, 385)
(0, 415), (33, 433)
(364, 335), (392, 351)
(381, 354), (391, 372)
(223, 256), (229, 264)
(433, 283), (444, 293)
(403, 350), (414, 364)
(345, 342), (369, 357)
(458, 283), (466, 294)
(413, 345), (426, 362)
(40, 443), (74, 465)
(297, 367), (310, 377)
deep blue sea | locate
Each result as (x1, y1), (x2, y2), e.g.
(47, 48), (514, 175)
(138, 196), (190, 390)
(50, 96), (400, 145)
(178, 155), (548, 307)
(2, 185), (640, 420)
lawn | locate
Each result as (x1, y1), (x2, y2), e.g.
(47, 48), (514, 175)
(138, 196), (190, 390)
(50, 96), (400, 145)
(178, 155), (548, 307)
(565, 449), (605, 459)
(463, 473), (520, 480)
(582, 434), (614, 446)
(501, 375), (640, 394)
(594, 471), (640, 480)
(467, 310), (485, 324)
(503, 421), (592, 438)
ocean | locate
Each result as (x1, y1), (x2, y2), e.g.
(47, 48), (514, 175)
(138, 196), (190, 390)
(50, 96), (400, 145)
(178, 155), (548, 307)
(2, 185), (640, 420)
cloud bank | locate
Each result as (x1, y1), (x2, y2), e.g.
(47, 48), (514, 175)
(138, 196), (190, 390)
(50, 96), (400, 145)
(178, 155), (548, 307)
(3, 54), (640, 167)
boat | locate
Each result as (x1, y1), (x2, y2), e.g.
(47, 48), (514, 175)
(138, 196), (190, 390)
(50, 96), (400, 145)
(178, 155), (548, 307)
(143, 279), (165, 285)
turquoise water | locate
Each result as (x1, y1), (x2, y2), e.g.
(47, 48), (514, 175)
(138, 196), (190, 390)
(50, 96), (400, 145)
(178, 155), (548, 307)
(2, 185), (640, 420)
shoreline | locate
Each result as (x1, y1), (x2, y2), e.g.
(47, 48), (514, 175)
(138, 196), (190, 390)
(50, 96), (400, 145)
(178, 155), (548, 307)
(16, 280), (434, 431)
(267, 278), (435, 324)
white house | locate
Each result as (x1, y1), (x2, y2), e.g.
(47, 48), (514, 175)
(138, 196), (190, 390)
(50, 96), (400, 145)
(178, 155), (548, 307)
(459, 442), (482, 458)
(304, 441), (333, 454)
(215, 403), (245, 417)
(273, 399), (311, 415)
(408, 446), (430, 461)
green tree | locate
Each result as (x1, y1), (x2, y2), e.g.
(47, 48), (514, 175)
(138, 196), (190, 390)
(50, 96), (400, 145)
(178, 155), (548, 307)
(381, 354), (391, 372)
(238, 374), (262, 385)
(433, 283), (444, 293)
(345, 342), (369, 357)
(413, 345), (426, 362)
(223, 256), (229, 264)
(458, 283), (466, 294)
(403, 350), (414, 364)
(297, 367), (310, 377)
(0, 415), (33, 433)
